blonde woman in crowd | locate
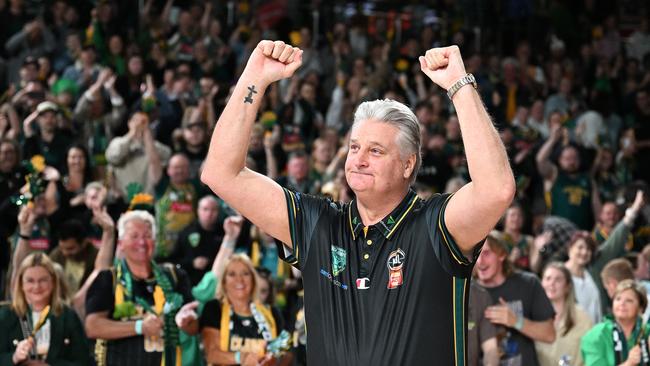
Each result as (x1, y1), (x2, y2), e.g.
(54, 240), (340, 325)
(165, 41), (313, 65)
(0, 253), (91, 364)
(536, 262), (592, 366)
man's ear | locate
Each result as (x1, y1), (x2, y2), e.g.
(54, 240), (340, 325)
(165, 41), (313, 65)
(403, 154), (417, 180)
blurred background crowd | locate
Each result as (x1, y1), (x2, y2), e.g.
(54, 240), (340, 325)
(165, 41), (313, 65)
(0, 0), (649, 365)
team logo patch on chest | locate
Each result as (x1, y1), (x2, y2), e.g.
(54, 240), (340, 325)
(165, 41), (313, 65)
(331, 245), (347, 276)
(188, 232), (201, 247)
(387, 248), (405, 289)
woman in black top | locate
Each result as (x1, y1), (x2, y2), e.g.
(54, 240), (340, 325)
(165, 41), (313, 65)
(200, 254), (286, 366)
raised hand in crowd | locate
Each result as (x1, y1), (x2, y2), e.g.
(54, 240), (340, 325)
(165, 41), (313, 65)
(223, 215), (244, 241)
(529, 231), (553, 274)
(11, 205), (38, 287)
(126, 111), (146, 141)
(92, 204), (112, 227)
(623, 190), (646, 227)
(17, 203), (37, 237)
(211, 215), (244, 278)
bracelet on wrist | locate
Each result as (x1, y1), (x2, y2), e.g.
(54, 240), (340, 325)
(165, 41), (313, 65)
(514, 315), (524, 331)
(234, 351), (241, 364)
(223, 239), (237, 250)
(18, 233), (31, 240)
(446, 73), (477, 100)
(134, 319), (143, 335)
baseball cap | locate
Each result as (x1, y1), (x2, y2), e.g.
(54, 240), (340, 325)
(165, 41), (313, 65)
(36, 101), (59, 115)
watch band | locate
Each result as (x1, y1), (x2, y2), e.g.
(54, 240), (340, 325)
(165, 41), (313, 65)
(447, 73), (477, 99)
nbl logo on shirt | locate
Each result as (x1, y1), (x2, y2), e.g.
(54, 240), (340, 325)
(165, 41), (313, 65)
(387, 249), (405, 270)
(387, 249), (405, 289)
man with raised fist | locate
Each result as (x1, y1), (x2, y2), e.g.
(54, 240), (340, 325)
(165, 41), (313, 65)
(202, 40), (515, 365)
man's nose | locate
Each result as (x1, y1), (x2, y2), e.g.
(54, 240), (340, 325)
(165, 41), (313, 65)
(354, 150), (369, 168)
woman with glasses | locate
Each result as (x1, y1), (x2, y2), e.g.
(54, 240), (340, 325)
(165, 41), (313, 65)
(0, 253), (91, 365)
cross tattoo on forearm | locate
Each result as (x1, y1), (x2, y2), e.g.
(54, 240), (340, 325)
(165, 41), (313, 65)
(244, 85), (257, 104)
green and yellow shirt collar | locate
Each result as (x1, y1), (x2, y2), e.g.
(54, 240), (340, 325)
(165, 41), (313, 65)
(348, 189), (419, 240)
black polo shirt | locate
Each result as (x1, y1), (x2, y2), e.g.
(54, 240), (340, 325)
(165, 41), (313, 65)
(276, 188), (480, 366)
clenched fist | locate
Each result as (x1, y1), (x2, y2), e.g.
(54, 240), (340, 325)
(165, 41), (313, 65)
(419, 46), (467, 90)
(243, 40), (303, 87)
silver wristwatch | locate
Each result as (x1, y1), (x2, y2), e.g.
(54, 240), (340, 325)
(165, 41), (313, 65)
(446, 73), (477, 99)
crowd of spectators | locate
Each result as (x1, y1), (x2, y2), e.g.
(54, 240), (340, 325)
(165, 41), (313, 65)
(0, 0), (649, 365)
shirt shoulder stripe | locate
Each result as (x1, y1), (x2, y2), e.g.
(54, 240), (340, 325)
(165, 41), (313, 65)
(281, 188), (299, 265)
(438, 194), (470, 266)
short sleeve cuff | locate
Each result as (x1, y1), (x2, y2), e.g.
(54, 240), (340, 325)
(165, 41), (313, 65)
(438, 194), (482, 266)
(274, 188), (300, 267)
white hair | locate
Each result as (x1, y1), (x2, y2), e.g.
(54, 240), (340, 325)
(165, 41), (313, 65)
(352, 99), (422, 185)
(117, 210), (156, 240)
(84, 181), (105, 195)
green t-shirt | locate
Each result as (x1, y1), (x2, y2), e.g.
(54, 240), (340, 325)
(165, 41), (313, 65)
(581, 316), (650, 366)
(550, 171), (593, 229)
(154, 176), (204, 259)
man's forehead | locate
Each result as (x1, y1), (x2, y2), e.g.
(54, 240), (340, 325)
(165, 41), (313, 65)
(126, 219), (152, 230)
(170, 155), (190, 166)
(350, 119), (399, 145)
(199, 197), (219, 208)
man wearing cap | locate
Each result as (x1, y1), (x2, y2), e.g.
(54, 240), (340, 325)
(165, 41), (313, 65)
(202, 40), (515, 365)
(23, 101), (74, 171)
(174, 109), (209, 180)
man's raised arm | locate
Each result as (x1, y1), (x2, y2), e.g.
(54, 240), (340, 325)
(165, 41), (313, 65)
(419, 46), (515, 254)
(201, 40), (302, 247)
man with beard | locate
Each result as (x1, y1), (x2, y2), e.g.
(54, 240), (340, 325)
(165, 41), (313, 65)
(536, 121), (601, 230)
(49, 209), (115, 294)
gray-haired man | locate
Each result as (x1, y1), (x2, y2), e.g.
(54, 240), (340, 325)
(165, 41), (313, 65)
(85, 210), (198, 366)
(201, 40), (515, 365)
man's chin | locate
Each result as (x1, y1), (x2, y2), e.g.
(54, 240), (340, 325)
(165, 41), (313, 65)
(347, 176), (372, 191)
